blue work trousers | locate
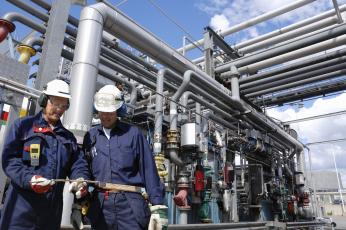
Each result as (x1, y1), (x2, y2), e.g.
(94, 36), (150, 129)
(90, 192), (150, 230)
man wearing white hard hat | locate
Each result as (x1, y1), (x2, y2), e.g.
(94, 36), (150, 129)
(83, 84), (167, 230)
(0, 79), (89, 230)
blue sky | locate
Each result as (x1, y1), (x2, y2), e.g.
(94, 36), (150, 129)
(2, 0), (346, 185)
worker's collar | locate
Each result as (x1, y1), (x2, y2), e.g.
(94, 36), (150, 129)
(33, 111), (63, 131)
(96, 120), (127, 134)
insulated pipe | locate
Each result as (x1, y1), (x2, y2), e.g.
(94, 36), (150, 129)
(240, 48), (346, 84)
(170, 71), (192, 130)
(242, 62), (346, 94)
(6, 0), (79, 40)
(241, 55), (346, 89)
(2, 12), (45, 34)
(235, 34), (346, 75)
(177, 0), (316, 53)
(86, 3), (227, 90)
(14, 0), (157, 73)
(153, 69), (165, 154)
(181, 91), (238, 128)
(239, 16), (338, 54)
(246, 68), (346, 97)
(23, 36), (43, 48)
(235, 4), (346, 49)
(217, 24), (346, 74)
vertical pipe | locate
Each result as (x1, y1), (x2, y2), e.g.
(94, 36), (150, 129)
(63, 6), (104, 141)
(153, 69), (165, 154)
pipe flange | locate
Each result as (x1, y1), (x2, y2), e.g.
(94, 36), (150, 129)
(17, 44), (36, 56)
(0, 19), (16, 33)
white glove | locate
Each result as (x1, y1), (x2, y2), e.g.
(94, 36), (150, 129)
(30, 175), (55, 193)
(148, 205), (168, 230)
(69, 178), (88, 199)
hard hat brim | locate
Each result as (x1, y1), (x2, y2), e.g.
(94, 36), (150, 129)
(94, 101), (124, 113)
(44, 91), (72, 99)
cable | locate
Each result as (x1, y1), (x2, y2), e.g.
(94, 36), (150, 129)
(282, 109), (346, 125)
(146, 0), (204, 53)
(116, 0), (129, 7)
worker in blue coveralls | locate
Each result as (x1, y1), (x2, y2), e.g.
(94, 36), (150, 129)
(0, 79), (89, 230)
(83, 84), (168, 230)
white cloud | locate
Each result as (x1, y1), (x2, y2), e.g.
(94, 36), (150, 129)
(197, 0), (346, 43)
(210, 14), (230, 31)
(267, 93), (346, 171)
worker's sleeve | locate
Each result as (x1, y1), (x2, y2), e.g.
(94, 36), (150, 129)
(69, 141), (90, 181)
(1, 120), (35, 190)
(137, 128), (165, 205)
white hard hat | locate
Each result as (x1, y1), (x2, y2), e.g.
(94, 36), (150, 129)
(43, 79), (71, 99)
(94, 85), (124, 112)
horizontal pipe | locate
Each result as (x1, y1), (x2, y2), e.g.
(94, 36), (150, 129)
(168, 221), (267, 230)
(239, 16), (338, 54)
(241, 55), (346, 89)
(177, 0), (316, 53)
(246, 68), (346, 97)
(242, 62), (346, 94)
(235, 4), (346, 49)
(217, 23), (346, 74)
(236, 34), (346, 74)
(240, 48), (346, 84)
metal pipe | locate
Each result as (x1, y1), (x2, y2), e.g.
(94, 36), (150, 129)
(168, 222), (267, 230)
(28, 0), (157, 72)
(235, 5), (346, 49)
(242, 62), (346, 94)
(241, 55), (346, 89)
(181, 91), (238, 128)
(170, 70), (192, 130)
(177, 0), (316, 53)
(235, 34), (346, 74)
(7, 0), (78, 38)
(218, 24), (346, 74)
(240, 48), (346, 84)
(239, 16), (338, 54)
(153, 69), (166, 154)
(0, 81), (39, 98)
(246, 68), (346, 97)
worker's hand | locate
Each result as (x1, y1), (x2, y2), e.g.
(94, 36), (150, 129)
(69, 178), (88, 199)
(30, 175), (55, 193)
(148, 205), (168, 230)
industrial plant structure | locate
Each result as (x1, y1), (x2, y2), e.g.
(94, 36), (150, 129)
(0, 0), (344, 229)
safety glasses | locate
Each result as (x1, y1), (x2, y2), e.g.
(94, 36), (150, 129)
(48, 97), (70, 110)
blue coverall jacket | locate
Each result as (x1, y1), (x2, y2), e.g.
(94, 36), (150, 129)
(83, 121), (165, 229)
(0, 111), (89, 230)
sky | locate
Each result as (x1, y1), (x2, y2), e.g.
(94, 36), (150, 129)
(1, 0), (346, 186)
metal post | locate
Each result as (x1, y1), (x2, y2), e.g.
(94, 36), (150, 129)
(332, 0), (344, 23)
(203, 29), (214, 79)
(331, 146), (345, 214)
(35, 0), (71, 93)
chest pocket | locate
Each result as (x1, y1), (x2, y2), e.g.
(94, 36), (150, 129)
(117, 144), (136, 169)
(22, 134), (47, 166)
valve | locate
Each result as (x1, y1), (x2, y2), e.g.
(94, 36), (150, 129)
(0, 19), (15, 43)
